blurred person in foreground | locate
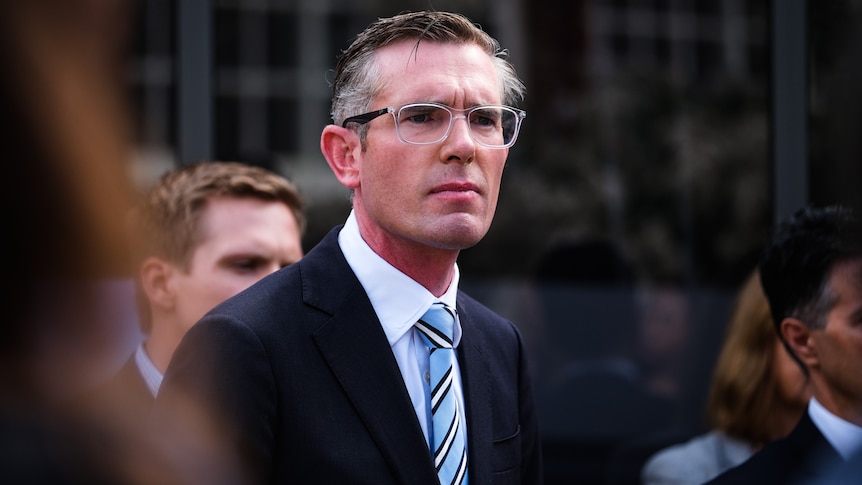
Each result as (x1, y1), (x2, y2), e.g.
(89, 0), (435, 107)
(80, 160), (305, 429)
(706, 205), (862, 484)
(153, 10), (542, 485)
(1, 0), (178, 483)
(1, 1), (251, 483)
(641, 269), (811, 485)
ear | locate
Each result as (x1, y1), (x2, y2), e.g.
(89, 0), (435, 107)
(781, 317), (819, 369)
(320, 125), (361, 189)
(139, 257), (176, 310)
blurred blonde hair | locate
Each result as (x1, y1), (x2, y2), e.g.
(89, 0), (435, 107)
(706, 270), (803, 447)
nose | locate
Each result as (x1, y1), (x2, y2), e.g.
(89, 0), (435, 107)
(442, 114), (476, 163)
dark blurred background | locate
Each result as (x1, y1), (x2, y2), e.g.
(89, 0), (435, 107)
(120, 0), (861, 483)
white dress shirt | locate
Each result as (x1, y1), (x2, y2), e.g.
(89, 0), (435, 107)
(338, 210), (466, 448)
(808, 397), (862, 460)
(134, 342), (162, 398)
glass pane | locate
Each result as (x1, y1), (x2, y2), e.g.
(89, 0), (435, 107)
(809, 0), (862, 214)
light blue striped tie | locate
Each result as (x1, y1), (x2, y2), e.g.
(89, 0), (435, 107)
(416, 303), (468, 485)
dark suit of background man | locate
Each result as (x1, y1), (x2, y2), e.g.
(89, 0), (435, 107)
(152, 10), (542, 485)
(79, 160), (305, 437)
(707, 205), (862, 484)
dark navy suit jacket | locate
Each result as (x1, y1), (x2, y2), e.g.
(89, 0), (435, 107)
(153, 227), (543, 484)
(705, 412), (843, 485)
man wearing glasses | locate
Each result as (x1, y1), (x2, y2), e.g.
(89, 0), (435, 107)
(153, 10), (542, 485)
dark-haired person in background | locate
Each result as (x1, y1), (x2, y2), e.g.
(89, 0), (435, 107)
(707, 205), (862, 484)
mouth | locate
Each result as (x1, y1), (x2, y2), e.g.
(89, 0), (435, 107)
(430, 181), (481, 195)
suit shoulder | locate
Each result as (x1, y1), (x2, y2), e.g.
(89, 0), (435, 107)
(709, 410), (836, 485)
(456, 290), (526, 349)
(456, 291), (501, 316)
(210, 263), (304, 319)
(456, 291), (514, 326)
(214, 229), (358, 321)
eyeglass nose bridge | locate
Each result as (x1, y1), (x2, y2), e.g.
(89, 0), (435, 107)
(443, 111), (474, 143)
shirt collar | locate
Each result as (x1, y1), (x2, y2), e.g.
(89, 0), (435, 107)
(808, 397), (862, 460)
(135, 343), (162, 398)
(338, 210), (461, 346)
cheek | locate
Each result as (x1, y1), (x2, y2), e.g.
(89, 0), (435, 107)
(182, 284), (219, 317)
(363, 158), (421, 213)
(832, 332), (862, 378)
(178, 276), (241, 322)
(482, 166), (503, 205)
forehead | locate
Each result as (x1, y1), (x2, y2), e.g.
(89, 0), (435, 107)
(197, 196), (294, 233)
(372, 40), (501, 105)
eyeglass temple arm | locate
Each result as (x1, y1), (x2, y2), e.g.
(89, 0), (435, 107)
(341, 108), (391, 127)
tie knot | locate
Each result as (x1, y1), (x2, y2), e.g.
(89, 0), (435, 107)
(416, 303), (456, 349)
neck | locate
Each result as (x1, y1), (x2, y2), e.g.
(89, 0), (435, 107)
(143, 322), (181, 374)
(812, 380), (862, 426)
(353, 211), (459, 297)
(379, 242), (458, 297)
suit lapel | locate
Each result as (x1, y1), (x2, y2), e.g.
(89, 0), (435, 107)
(302, 230), (439, 485)
(786, 412), (843, 479)
(457, 299), (494, 484)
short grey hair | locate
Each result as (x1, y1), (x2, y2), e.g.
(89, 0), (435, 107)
(329, 11), (525, 140)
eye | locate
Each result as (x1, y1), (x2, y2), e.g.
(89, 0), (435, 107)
(470, 108), (501, 128)
(399, 105), (445, 125)
(228, 257), (266, 273)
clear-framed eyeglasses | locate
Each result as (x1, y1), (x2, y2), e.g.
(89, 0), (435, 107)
(342, 102), (526, 149)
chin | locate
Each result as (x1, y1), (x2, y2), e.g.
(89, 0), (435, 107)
(438, 224), (488, 250)
(419, 212), (490, 248)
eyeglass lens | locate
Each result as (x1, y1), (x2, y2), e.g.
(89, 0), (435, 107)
(395, 104), (520, 147)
